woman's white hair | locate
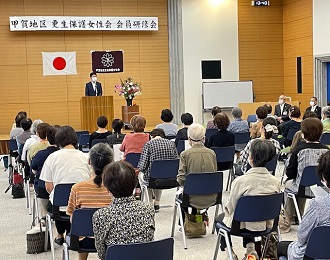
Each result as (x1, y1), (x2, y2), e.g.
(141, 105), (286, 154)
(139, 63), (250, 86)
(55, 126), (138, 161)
(32, 119), (43, 134)
(187, 123), (206, 141)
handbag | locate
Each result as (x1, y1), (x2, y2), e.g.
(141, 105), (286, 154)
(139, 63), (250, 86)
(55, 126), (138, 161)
(26, 219), (48, 254)
(184, 212), (206, 237)
(261, 232), (278, 260)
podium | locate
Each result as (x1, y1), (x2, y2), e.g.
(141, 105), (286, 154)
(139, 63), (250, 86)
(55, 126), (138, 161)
(122, 105), (140, 123)
(80, 96), (114, 133)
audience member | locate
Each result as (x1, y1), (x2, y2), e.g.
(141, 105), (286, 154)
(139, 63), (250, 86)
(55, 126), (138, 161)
(215, 139), (281, 259)
(138, 128), (178, 212)
(281, 118), (329, 233)
(302, 111), (317, 120)
(27, 123), (50, 165)
(31, 126), (59, 223)
(22, 119), (43, 162)
(227, 107), (249, 152)
(40, 126), (90, 245)
(240, 118), (281, 173)
(206, 106), (222, 129)
(89, 116), (112, 148)
(67, 143), (114, 260)
(264, 103), (276, 120)
(282, 106), (302, 139)
(177, 123), (217, 221)
(250, 106), (268, 139)
(277, 151), (330, 259)
(105, 119), (125, 147)
(274, 95), (291, 124)
(120, 115), (149, 158)
(321, 106), (330, 133)
(10, 112), (26, 139)
(93, 161), (155, 260)
(175, 113), (193, 146)
(305, 96), (321, 119)
(156, 109), (178, 136)
(207, 113), (235, 170)
(16, 118), (33, 147)
(11, 111), (27, 129)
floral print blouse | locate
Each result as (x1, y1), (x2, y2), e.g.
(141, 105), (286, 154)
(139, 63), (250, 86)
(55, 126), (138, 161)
(92, 196), (155, 260)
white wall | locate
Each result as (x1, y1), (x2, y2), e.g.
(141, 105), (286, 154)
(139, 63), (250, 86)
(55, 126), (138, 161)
(181, 0), (239, 124)
(313, 0), (330, 56)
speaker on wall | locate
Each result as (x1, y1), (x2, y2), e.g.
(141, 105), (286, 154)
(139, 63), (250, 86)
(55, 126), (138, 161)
(297, 57), (302, 93)
(201, 60), (221, 80)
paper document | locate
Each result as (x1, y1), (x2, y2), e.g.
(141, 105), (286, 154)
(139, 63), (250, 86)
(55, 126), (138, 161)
(310, 185), (329, 197)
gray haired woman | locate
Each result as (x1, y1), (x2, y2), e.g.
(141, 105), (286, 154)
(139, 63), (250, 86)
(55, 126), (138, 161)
(321, 106), (330, 133)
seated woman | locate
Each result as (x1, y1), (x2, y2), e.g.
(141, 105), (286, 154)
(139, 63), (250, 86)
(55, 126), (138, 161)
(89, 116), (112, 148)
(239, 117), (281, 174)
(206, 106), (222, 129)
(175, 113), (193, 147)
(138, 128), (178, 211)
(227, 107), (249, 152)
(277, 151), (330, 260)
(40, 126), (90, 245)
(177, 123), (217, 220)
(92, 161), (155, 260)
(120, 115), (149, 158)
(207, 113), (235, 171)
(10, 112), (26, 139)
(282, 106), (302, 145)
(321, 106), (330, 133)
(215, 139), (281, 259)
(27, 123), (50, 165)
(281, 118), (329, 233)
(250, 106), (268, 139)
(105, 119), (125, 147)
(66, 143), (114, 260)
(156, 109), (178, 136)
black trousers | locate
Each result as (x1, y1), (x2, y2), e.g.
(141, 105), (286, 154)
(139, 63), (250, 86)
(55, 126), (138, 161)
(277, 241), (292, 258)
(47, 201), (71, 235)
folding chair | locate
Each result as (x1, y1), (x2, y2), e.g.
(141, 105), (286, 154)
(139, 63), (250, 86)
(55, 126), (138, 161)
(171, 172), (223, 249)
(210, 146), (235, 191)
(304, 226), (330, 260)
(125, 153), (141, 168)
(164, 135), (176, 141)
(285, 166), (322, 224)
(320, 132), (330, 145)
(176, 140), (185, 155)
(284, 128), (299, 147)
(105, 238), (174, 260)
(76, 130), (89, 141)
(246, 154), (279, 176)
(4, 139), (19, 193)
(247, 114), (257, 127)
(205, 129), (218, 142)
(141, 159), (180, 203)
(62, 208), (98, 260)
(45, 183), (74, 260)
(78, 134), (90, 153)
(233, 132), (250, 151)
(32, 179), (45, 227)
(213, 193), (284, 260)
(91, 138), (105, 147)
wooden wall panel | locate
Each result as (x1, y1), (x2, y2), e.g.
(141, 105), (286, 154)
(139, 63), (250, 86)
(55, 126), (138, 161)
(0, 0), (169, 135)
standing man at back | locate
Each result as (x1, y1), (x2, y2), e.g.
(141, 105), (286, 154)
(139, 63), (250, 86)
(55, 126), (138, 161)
(85, 72), (103, 96)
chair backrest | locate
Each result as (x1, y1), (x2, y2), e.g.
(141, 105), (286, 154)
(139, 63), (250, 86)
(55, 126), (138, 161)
(9, 139), (18, 151)
(69, 208), (98, 251)
(38, 179), (45, 189)
(52, 183), (75, 220)
(300, 166), (323, 187)
(211, 146), (235, 163)
(247, 114), (257, 123)
(148, 159), (180, 189)
(91, 138), (105, 147)
(304, 226), (330, 259)
(79, 134), (91, 152)
(286, 128), (298, 141)
(125, 153), (141, 168)
(105, 238), (174, 260)
(164, 135), (176, 140)
(265, 154), (279, 174)
(233, 132), (250, 145)
(183, 171), (223, 196)
(205, 129), (218, 141)
(176, 140), (185, 154)
(76, 130), (89, 140)
(231, 193), (283, 234)
(320, 133), (330, 145)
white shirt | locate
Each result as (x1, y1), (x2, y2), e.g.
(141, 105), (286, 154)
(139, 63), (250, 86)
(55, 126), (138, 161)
(39, 149), (91, 203)
(311, 106), (316, 112)
(22, 135), (40, 161)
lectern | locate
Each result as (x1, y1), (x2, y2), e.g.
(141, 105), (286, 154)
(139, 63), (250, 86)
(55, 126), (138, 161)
(80, 96), (114, 133)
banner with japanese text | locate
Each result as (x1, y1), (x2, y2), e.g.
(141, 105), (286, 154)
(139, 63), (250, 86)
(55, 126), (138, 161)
(92, 51), (123, 73)
(9, 16), (158, 31)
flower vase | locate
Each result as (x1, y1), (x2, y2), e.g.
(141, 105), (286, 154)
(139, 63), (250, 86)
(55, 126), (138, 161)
(126, 98), (133, 106)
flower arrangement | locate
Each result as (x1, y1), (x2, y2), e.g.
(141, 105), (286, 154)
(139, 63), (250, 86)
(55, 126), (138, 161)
(114, 77), (142, 100)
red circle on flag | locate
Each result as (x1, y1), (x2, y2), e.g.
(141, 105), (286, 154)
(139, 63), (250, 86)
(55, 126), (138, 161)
(53, 57), (66, 70)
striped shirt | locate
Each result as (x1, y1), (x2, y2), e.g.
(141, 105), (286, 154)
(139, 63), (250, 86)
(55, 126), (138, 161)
(66, 180), (113, 216)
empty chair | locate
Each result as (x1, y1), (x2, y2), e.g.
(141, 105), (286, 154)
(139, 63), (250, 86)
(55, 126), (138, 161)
(62, 208), (98, 260)
(78, 134), (91, 153)
(320, 132), (330, 145)
(247, 114), (257, 125)
(171, 172), (223, 249)
(105, 238), (174, 260)
(233, 132), (250, 151)
(305, 226), (330, 259)
(91, 138), (105, 147)
(205, 129), (218, 142)
(213, 193), (283, 260)
(76, 130), (89, 141)
(125, 153), (141, 168)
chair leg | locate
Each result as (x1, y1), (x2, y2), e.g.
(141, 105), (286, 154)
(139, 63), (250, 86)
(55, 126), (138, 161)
(277, 225), (282, 242)
(225, 170), (231, 191)
(170, 202), (177, 237)
(292, 196), (302, 223)
(46, 214), (55, 260)
(261, 233), (271, 259)
(62, 243), (69, 260)
(177, 202), (187, 249)
(223, 230), (233, 260)
(213, 232), (222, 260)
(212, 204), (220, 234)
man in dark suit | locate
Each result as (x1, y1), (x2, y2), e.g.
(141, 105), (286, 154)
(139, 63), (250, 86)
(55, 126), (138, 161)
(305, 96), (322, 119)
(274, 95), (291, 124)
(85, 72), (103, 96)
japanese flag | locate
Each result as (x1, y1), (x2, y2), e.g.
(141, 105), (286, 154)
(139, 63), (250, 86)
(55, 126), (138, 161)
(42, 51), (77, 76)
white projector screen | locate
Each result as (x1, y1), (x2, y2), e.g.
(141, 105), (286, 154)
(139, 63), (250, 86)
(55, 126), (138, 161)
(202, 81), (253, 109)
